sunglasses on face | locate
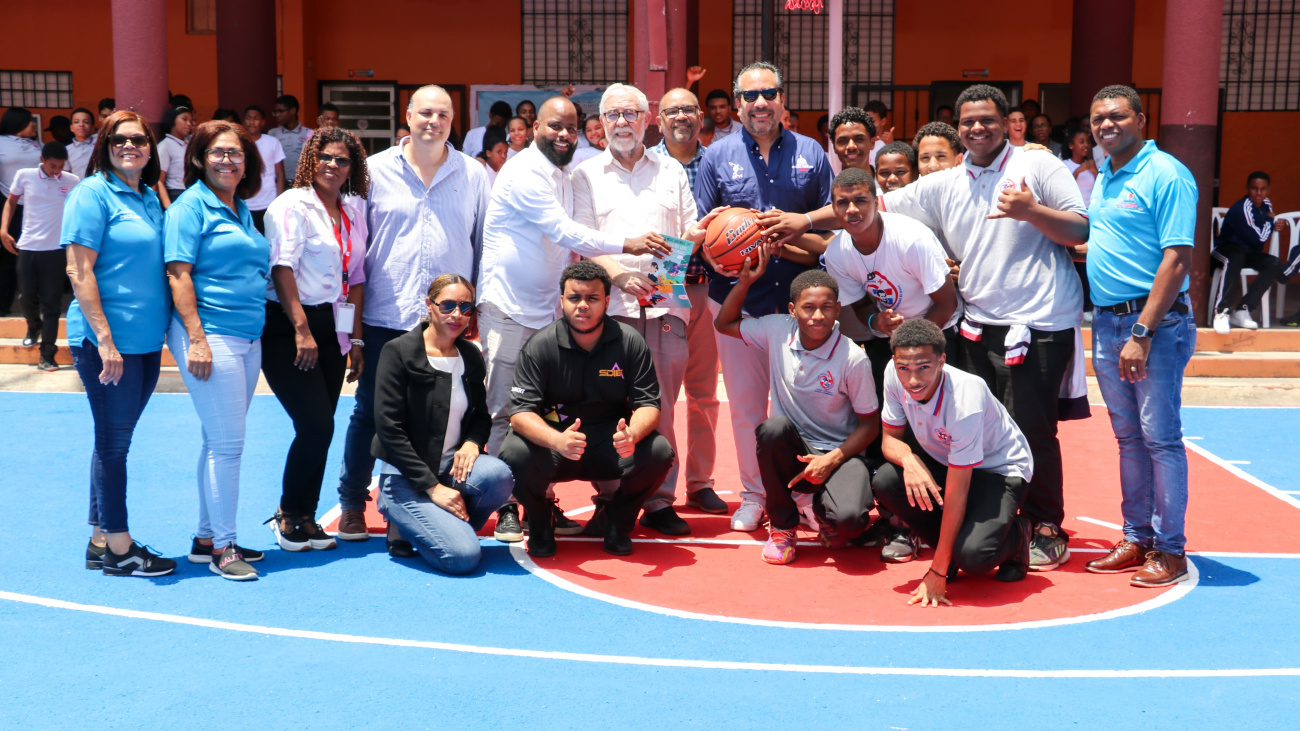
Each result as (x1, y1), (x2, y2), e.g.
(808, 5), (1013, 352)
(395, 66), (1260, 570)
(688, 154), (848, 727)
(434, 300), (475, 316)
(110, 134), (150, 149)
(739, 88), (781, 103)
(318, 153), (353, 168)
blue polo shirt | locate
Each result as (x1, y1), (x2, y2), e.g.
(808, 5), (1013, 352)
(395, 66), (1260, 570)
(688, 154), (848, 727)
(1086, 140), (1197, 306)
(164, 181), (271, 340)
(695, 127), (832, 314)
(61, 172), (169, 354)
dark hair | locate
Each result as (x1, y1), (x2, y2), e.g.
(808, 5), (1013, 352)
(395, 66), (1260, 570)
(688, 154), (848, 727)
(829, 106), (876, 139)
(733, 61), (784, 96)
(508, 115), (529, 129)
(936, 104), (953, 114)
(956, 84), (1010, 118)
(160, 107), (192, 138)
(489, 101), (513, 119)
(1063, 126), (1091, 158)
(0, 107), (33, 137)
(243, 105), (265, 118)
(705, 89), (733, 105)
(482, 126), (508, 150)
(790, 270), (839, 302)
(426, 274), (478, 341)
(40, 141), (68, 160)
(914, 121), (963, 154)
(1092, 84), (1143, 116)
(876, 141), (917, 171)
(1248, 170), (1271, 185)
(169, 93), (193, 110)
(516, 99), (536, 114)
(97, 97), (115, 112)
(86, 111), (162, 187)
(864, 99), (890, 117)
(396, 122), (410, 133)
(560, 260), (612, 297)
(890, 318), (946, 356)
(275, 94), (300, 112)
(584, 115), (603, 132)
(832, 166), (876, 193)
(292, 126), (370, 199)
(70, 107), (96, 126)
(183, 120), (263, 199)
(320, 102), (340, 115)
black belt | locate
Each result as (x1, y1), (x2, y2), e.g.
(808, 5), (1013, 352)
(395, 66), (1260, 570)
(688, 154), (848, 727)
(1097, 296), (1189, 316)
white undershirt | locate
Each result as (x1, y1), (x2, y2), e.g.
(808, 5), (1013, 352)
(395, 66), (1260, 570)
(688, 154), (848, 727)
(429, 354), (467, 467)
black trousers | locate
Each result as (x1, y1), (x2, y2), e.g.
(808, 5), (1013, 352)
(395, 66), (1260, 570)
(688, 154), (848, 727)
(873, 429), (1027, 575)
(1213, 243), (1284, 313)
(0, 204), (20, 315)
(756, 415), (874, 534)
(260, 302), (349, 516)
(963, 324), (1072, 527)
(499, 424), (673, 535)
(18, 249), (66, 358)
(251, 209), (267, 235)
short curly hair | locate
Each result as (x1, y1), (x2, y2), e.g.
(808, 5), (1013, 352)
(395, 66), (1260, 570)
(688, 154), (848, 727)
(292, 126), (371, 199)
(829, 106), (876, 140)
(790, 269), (838, 302)
(560, 259), (613, 297)
(914, 121), (963, 154)
(876, 141), (917, 171)
(890, 318), (946, 356)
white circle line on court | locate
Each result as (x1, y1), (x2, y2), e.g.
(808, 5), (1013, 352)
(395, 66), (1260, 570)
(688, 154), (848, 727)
(2, 588), (1294, 678)
(507, 543), (1200, 633)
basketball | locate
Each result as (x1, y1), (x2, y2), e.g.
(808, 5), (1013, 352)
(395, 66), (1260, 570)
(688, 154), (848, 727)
(704, 207), (766, 271)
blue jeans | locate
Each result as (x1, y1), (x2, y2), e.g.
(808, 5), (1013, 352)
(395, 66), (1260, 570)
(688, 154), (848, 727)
(1092, 295), (1196, 554)
(377, 455), (515, 575)
(71, 341), (162, 534)
(337, 323), (404, 510)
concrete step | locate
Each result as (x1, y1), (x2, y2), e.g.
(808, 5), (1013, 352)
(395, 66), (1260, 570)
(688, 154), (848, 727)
(0, 338), (177, 367)
(0, 318), (67, 339)
(1083, 349), (1300, 378)
(1080, 326), (1300, 352)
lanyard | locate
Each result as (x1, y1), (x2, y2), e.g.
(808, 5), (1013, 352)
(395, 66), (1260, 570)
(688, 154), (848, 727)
(332, 207), (352, 297)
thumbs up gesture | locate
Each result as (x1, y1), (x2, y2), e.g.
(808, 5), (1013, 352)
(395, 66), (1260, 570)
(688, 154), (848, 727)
(612, 417), (637, 459)
(556, 418), (587, 461)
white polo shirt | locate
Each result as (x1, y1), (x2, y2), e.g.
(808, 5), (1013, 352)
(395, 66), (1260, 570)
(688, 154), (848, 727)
(245, 134), (286, 211)
(823, 211), (961, 329)
(882, 363), (1033, 480)
(157, 134), (188, 190)
(66, 135), (96, 179)
(881, 143), (1086, 331)
(571, 147), (698, 319)
(10, 167), (79, 251)
(267, 123), (314, 181)
(739, 315), (879, 451)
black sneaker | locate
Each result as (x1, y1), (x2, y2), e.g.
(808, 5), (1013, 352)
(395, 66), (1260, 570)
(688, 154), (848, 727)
(639, 505), (691, 536)
(38, 356), (58, 372)
(103, 542), (178, 577)
(553, 501), (585, 536)
(1283, 312), (1300, 328)
(85, 539), (106, 569)
(21, 328), (37, 347)
(299, 519), (338, 550)
(209, 545), (258, 581)
(265, 512), (312, 551)
(880, 526), (922, 563)
(851, 517), (893, 548)
(493, 503), (524, 542)
(188, 537), (264, 563)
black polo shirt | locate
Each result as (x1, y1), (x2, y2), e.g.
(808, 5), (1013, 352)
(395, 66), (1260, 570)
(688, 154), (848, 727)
(509, 317), (661, 430)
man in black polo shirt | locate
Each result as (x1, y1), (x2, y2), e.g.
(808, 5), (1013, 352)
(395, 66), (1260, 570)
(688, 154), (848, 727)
(499, 261), (675, 558)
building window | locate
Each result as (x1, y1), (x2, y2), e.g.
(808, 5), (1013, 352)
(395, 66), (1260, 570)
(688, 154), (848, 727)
(187, 0), (217, 35)
(1221, 0), (1299, 111)
(0, 70), (73, 109)
(732, 0), (894, 110)
(522, 0), (628, 85)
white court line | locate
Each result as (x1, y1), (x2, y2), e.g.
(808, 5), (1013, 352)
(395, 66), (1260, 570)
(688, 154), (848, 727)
(5, 587), (1296, 678)
(1184, 440), (1300, 511)
(1226, 460), (1252, 465)
(1183, 436), (1203, 440)
(1076, 517), (1123, 531)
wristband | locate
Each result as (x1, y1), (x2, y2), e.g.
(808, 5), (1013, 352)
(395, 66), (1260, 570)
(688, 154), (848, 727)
(350, 338), (365, 348)
(928, 567), (947, 580)
(804, 213), (814, 229)
(867, 314), (887, 339)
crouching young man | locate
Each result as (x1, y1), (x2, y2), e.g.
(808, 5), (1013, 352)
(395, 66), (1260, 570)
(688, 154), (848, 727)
(873, 319), (1033, 607)
(498, 261), (675, 558)
(715, 249), (880, 565)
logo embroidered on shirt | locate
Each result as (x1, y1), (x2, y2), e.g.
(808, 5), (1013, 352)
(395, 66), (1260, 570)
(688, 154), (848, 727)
(815, 370), (835, 395)
(1117, 188), (1145, 211)
(599, 362), (624, 378)
(729, 162), (745, 180)
(792, 155), (812, 173)
(935, 427), (953, 446)
(997, 178), (1019, 194)
(214, 223), (242, 234)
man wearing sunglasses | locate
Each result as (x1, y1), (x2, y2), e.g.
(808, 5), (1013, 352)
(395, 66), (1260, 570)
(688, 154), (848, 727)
(694, 61), (835, 532)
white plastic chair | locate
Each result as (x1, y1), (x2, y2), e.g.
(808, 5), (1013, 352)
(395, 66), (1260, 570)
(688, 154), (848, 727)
(1208, 205), (1278, 328)
(1273, 211), (1300, 320)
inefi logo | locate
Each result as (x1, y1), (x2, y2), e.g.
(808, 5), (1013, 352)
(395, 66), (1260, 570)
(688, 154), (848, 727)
(1117, 188), (1145, 211)
(865, 271), (900, 310)
(729, 162), (745, 180)
(599, 362), (624, 378)
(816, 369), (835, 395)
(935, 427), (953, 446)
(997, 178), (1019, 194)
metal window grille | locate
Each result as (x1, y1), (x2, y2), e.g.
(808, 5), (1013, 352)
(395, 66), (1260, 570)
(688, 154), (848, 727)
(187, 0), (217, 35)
(1221, 0), (1300, 111)
(0, 70), (73, 109)
(522, 0), (628, 85)
(733, 0), (894, 110)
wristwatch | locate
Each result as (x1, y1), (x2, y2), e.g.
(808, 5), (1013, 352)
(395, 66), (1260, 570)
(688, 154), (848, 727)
(1130, 323), (1152, 339)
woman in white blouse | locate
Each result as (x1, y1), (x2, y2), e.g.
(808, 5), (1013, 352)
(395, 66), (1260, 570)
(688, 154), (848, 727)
(157, 106), (194, 208)
(262, 127), (369, 552)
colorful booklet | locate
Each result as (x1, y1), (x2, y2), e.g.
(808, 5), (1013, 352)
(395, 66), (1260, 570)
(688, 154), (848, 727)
(637, 234), (694, 308)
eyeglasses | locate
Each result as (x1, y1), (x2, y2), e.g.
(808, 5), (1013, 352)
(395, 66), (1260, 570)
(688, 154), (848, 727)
(318, 153), (352, 168)
(603, 109), (643, 123)
(205, 148), (245, 163)
(739, 88), (782, 103)
(660, 105), (700, 118)
(434, 300), (475, 316)
(110, 134), (149, 149)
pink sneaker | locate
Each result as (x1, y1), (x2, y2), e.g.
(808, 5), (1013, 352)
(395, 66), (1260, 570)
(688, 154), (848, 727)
(762, 528), (798, 565)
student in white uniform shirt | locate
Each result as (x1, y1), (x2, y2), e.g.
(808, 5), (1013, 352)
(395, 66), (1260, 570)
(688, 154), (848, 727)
(461, 101), (513, 160)
(242, 105), (286, 233)
(716, 258), (880, 566)
(66, 108), (99, 179)
(157, 106), (194, 207)
(874, 319), (1034, 608)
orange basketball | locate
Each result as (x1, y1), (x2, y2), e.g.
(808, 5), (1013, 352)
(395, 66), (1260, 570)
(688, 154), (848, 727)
(704, 207), (765, 271)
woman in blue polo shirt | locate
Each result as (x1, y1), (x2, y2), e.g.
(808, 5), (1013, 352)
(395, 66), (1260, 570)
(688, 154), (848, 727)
(164, 120), (271, 581)
(62, 111), (175, 578)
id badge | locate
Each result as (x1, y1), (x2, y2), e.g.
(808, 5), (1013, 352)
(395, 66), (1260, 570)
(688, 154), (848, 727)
(335, 302), (356, 333)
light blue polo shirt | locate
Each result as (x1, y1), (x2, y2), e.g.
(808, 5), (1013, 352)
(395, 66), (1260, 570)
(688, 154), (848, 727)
(164, 181), (271, 340)
(60, 172), (169, 354)
(1086, 140), (1197, 306)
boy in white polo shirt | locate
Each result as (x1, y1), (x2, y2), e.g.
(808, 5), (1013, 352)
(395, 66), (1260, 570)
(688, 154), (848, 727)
(716, 251), (880, 565)
(874, 319), (1033, 607)
(1, 142), (78, 371)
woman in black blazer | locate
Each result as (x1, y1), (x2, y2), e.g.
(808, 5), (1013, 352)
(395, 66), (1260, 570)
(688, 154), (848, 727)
(371, 274), (514, 574)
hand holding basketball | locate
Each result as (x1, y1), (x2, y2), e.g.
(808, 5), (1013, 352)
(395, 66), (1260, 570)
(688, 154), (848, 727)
(736, 245), (768, 285)
(703, 207), (766, 275)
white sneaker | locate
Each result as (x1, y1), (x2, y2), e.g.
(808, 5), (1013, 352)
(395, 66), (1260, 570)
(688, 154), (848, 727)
(794, 492), (818, 530)
(1213, 309), (1231, 335)
(730, 501), (765, 532)
(1229, 308), (1258, 330)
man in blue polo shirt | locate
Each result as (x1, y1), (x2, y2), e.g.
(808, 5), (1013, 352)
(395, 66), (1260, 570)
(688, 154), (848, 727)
(1083, 85), (1197, 588)
(696, 61), (833, 531)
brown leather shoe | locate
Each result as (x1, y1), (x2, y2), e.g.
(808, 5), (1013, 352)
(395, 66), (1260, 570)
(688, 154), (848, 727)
(1085, 539), (1150, 574)
(336, 509), (371, 541)
(1131, 550), (1189, 587)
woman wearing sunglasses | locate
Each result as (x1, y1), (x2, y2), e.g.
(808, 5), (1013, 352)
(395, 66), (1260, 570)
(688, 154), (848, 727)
(371, 274), (514, 573)
(164, 120), (271, 580)
(261, 127), (370, 552)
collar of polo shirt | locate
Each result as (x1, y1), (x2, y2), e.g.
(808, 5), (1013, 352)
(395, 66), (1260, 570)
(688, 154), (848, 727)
(1100, 139), (1157, 178)
(962, 140), (1013, 177)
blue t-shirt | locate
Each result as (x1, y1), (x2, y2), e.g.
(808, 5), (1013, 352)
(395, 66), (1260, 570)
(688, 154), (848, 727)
(695, 127), (832, 314)
(164, 181), (271, 340)
(60, 172), (169, 354)
(1086, 140), (1197, 306)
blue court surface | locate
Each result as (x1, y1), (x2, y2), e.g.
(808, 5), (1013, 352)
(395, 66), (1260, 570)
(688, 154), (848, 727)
(2, 392), (1298, 729)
